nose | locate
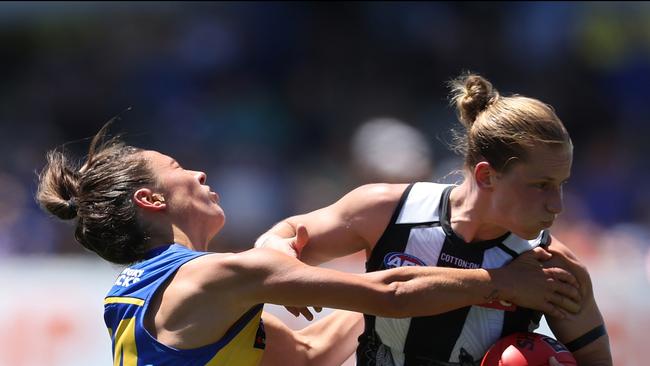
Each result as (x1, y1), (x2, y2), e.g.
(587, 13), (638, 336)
(196, 171), (207, 185)
(545, 188), (563, 215)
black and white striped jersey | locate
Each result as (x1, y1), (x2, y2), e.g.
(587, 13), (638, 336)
(357, 182), (548, 366)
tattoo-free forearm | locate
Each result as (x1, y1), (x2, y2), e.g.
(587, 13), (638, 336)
(363, 266), (501, 317)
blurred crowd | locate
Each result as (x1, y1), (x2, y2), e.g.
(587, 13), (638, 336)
(0, 2), (649, 262)
(1, 3), (649, 364)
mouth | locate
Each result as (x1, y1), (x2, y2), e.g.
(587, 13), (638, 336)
(209, 191), (219, 203)
(540, 220), (554, 228)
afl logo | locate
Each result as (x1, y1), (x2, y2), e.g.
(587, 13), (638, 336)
(383, 252), (426, 268)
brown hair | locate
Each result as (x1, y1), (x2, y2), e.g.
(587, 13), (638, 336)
(36, 124), (156, 264)
(449, 73), (571, 172)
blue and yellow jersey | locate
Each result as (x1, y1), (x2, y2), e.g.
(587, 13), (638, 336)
(104, 244), (266, 366)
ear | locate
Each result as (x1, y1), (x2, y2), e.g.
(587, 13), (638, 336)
(133, 188), (167, 212)
(473, 161), (497, 190)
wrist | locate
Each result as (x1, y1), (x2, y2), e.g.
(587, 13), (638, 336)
(484, 267), (513, 302)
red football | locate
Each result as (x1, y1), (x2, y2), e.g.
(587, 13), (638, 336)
(481, 332), (577, 366)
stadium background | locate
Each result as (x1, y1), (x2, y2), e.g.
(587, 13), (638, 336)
(0, 2), (648, 365)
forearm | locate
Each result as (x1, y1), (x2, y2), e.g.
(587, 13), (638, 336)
(297, 310), (364, 366)
(548, 299), (612, 365)
(366, 266), (502, 317)
(572, 336), (613, 366)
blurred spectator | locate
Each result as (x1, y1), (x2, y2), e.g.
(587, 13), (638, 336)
(350, 117), (433, 183)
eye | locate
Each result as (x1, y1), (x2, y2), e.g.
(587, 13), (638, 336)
(533, 182), (549, 190)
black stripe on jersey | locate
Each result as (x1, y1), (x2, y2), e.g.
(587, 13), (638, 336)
(404, 186), (483, 361)
(500, 229), (546, 337)
(539, 229), (551, 248)
(499, 229), (550, 258)
(360, 221), (422, 362)
(360, 183), (442, 364)
(497, 243), (519, 258)
(366, 183), (416, 272)
(360, 182), (417, 363)
(497, 245), (543, 338)
(440, 186), (509, 251)
(500, 307), (542, 339)
(404, 234), (487, 361)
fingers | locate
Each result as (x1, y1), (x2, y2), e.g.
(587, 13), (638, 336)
(284, 305), (316, 320)
(530, 246), (552, 261)
(549, 356), (564, 366)
(298, 307), (315, 321)
(547, 276), (581, 304)
(542, 302), (567, 319)
(294, 224), (310, 253)
(285, 306), (300, 317)
(543, 267), (581, 313)
(548, 291), (581, 314)
(544, 267), (579, 288)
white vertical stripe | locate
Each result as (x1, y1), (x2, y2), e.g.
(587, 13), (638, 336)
(395, 183), (451, 224)
(482, 246), (514, 269)
(374, 227), (446, 365)
(405, 226), (446, 266)
(374, 317), (411, 366)
(448, 245), (517, 362)
(501, 232), (542, 255)
(449, 306), (504, 362)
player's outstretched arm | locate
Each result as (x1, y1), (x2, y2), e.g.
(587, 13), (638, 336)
(258, 223), (582, 319)
(220, 247), (581, 319)
(165, 245), (580, 350)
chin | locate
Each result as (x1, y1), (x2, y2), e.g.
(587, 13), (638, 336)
(514, 228), (542, 240)
(206, 210), (225, 232)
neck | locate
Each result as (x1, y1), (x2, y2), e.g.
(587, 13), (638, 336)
(145, 225), (209, 252)
(172, 225), (210, 251)
(449, 179), (509, 242)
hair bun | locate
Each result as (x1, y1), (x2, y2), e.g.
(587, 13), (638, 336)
(449, 73), (499, 128)
(67, 197), (79, 214)
(36, 150), (80, 221)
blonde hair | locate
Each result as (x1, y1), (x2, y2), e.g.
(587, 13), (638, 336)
(449, 73), (571, 172)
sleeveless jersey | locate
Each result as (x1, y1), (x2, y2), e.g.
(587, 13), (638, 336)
(357, 183), (548, 366)
(104, 244), (266, 366)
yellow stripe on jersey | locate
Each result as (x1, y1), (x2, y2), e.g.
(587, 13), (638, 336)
(113, 317), (138, 366)
(104, 296), (145, 306)
(205, 308), (265, 366)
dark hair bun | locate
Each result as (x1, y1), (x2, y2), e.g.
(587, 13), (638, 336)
(36, 150), (80, 220)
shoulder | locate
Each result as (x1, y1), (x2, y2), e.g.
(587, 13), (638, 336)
(342, 183), (409, 207)
(547, 235), (592, 297)
(328, 183), (409, 226)
(547, 236), (586, 271)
